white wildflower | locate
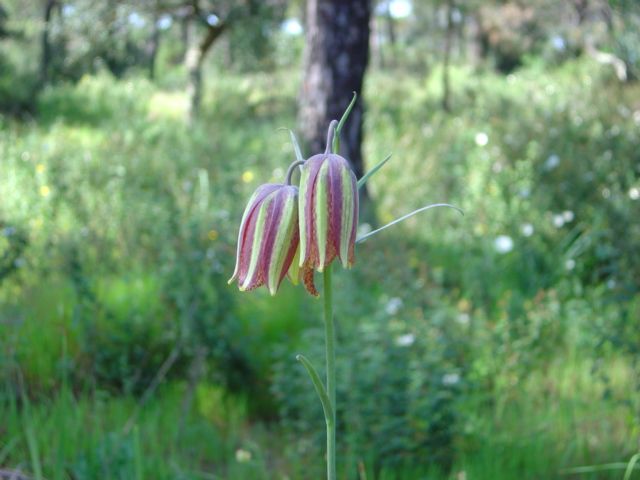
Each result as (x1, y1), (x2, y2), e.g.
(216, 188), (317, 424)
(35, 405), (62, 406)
(396, 333), (415, 347)
(494, 235), (514, 254)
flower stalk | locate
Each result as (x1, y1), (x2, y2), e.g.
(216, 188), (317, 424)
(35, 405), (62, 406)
(323, 264), (336, 480)
(230, 92), (462, 480)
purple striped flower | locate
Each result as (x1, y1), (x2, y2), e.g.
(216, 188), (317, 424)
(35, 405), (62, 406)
(228, 183), (300, 296)
(298, 152), (358, 295)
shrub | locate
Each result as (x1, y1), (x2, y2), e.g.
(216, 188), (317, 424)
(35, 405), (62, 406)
(271, 285), (470, 473)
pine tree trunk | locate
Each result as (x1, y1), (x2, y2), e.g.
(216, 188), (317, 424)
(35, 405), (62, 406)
(0, 3), (10, 38)
(299, 0), (372, 186)
(442, 0), (454, 112)
(177, 15), (191, 64)
(148, 4), (161, 81)
(384, 1), (396, 68)
(185, 22), (226, 121)
(39, 0), (57, 86)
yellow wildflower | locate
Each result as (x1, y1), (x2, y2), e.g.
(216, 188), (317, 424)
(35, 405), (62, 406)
(241, 170), (255, 183)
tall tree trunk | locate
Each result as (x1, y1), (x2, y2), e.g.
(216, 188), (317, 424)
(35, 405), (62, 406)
(176, 15), (191, 64)
(185, 21), (226, 121)
(372, 13), (385, 69)
(148, 4), (161, 81)
(573, 0), (590, 25)
(299, 0), (372, 204)
(467, 12), (482, 66)
(456, 8), (465, 59)
(601, 2), (613, 33)
(442, 0), (454, 112)
(385, 0), (396, 67)
(0, 2), (9, 38)
(39, 0), (57, 86)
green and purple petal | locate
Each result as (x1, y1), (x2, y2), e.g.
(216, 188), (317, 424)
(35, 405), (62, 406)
(298, 153), (358, 294)
(229, 184), (300, 296)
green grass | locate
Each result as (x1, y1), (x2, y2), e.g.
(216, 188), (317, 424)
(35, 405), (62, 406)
(0, 355), (635, 479)
(1, 383), (278, 479)
(1, 60), (639, 478)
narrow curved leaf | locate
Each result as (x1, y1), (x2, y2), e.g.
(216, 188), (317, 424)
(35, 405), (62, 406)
(357, 153), (392, 190)
(288, 129), (305, 163)
(356, 203), (464, 244)
(296, 354), (334, 425)
(624, 453), (640, 480)
(333, 92), (357, 154)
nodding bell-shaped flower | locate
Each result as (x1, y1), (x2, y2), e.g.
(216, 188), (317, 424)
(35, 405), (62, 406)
(228, 183), (300, 296)
(298, 123), (359, 296)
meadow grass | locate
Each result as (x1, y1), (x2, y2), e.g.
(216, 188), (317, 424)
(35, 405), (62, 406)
(1, 61), (639, 478)
(0, 354), (636, 479)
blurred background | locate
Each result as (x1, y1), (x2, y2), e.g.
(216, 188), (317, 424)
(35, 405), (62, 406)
(1, 0), (639, 478)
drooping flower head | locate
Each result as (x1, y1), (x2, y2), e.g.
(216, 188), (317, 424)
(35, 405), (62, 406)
(228, 183), (300, 296)
(298, 123), (359, 295)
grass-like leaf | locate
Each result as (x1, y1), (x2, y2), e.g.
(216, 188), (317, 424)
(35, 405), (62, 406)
(296, 354), (334, 425)
(624, 453), (640, 480)
(278, 127), (305, 163)
(333, 92), (357, 154)
(357, 153), (392, 190)
(356, 203), (464, 244)
(288, 129), (305, 163)
(559, 460), (640, 476)
(0, 437), (18, 465)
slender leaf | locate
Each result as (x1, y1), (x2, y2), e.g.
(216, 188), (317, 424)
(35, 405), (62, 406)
(333, 92), (357, 154)
(288, 129), (305, 163)
(357, 153), (392, 189)
(624, 453), (640, 480)
(0, 437), (18, 464)
(559, 461), (640, 475)
(296, 354), (334, 425)
(356, 203), (463, 244)
(277, 127), (305, 163)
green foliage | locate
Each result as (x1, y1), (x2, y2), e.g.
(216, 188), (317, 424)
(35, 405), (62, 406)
(221, 0), (288, 73)
(476, 3), (543, 73)
(272, 292), (467, 473)
(0, 72), (300, 397)
(366, 59), (640, 300)
(611, 3), (640, 81)
(1, 59), (639, 478)
(0, 384), (276, 480)
(0, 45), (38, 114)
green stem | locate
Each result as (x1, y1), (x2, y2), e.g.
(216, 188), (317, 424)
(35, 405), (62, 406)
(323, 264), (336, 480)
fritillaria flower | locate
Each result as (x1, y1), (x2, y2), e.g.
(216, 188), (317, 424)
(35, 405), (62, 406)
(226, 95), (462, 480)
(228, 183), (300, 296)
(298, 124), (358, 295)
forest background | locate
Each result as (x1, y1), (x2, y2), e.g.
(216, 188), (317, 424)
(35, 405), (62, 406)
(1, 0), (640, 478)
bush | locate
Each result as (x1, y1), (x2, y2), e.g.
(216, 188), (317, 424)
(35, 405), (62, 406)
(271, 280), (470, 473)
(0, 73), (273, 397)
(0, 52), (37, 115)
